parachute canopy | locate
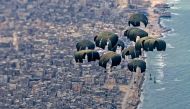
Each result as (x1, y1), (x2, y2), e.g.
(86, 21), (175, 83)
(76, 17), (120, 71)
(99, 51), (121, 68)
(122, 46), (141, 59)
(135, 37), (166, 51)
(94, 31), (118, 50)
(110, 39), (125, 52)
(128, 59), (146, 72)
(124, 28), (148, 42)
(74, 50), (100, 63)
(128, 13), (148, 27)
(156, 39), (167, 51)
(143, 39), (157, 51)
(135, 37), (154, 51)
(76, 40), (95, 51)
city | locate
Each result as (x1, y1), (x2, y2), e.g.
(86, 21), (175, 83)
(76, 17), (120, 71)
(0, 0), (162, 109)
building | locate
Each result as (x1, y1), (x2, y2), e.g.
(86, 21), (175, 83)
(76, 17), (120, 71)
(117, 0), (128, 8)
(128, 0), (143, 5)
(79, 0), (87, 6)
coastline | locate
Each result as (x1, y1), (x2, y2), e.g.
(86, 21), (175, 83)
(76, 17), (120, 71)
(124, 1), (170, 109)
(0, 1), (171, 108)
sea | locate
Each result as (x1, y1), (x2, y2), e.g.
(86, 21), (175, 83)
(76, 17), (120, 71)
(139, 0), (190, 109)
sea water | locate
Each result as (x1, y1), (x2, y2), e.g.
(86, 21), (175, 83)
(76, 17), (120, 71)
(139, 0), (190, 109)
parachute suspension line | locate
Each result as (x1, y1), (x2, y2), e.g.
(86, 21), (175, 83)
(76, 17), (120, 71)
(92, 52), (93, 60)
(106, 41), (109, 51)
(79, 46), (81, 51)
(132, 62), (135, 88)
(99, 39), (102, 47)
(109, 39), (112, 46)
(133, 62), (135, 72)
(134, 49), (137, 59)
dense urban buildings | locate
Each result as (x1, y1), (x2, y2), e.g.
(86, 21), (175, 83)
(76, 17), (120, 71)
(0, 0), (150, 108)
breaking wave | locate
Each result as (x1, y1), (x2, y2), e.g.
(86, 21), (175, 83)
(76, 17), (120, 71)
(155, 87), (166, 91)
(167, 43), (175, 49)
(172, 13), (180, 16)
(174, 78), (182, 82)
(171, 6), (181, 10)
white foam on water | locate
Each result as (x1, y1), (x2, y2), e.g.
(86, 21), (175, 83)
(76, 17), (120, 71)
(169, 28), (175, 33)
(174, 78), (182, 82)
(174, 0), (181, 3)
(172, 13), (180, 16)
(168, 0), (180, 5)
(162, 54), (168, 57)
(161, 33), (167, 38)
(171, 6), (181, 10)
(156, 79), (164, 84)
(155, 53), (165, 60)
(158, 63), (166, 67)
(155, 87), (166, 91)
(160, 20), (166, 27)
(173, 0), (181, 2)
(162, 28), (175, 37)
(153, 63), (166, 68)
(168, 32), (178, 38)
(160, 18), (172, 22)
(155, 53), (162, 58)
(167, 43), (175, 49)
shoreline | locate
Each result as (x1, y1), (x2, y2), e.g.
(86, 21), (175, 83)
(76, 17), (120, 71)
(0, 1), (174, 109)
(124, 1), (171, 109)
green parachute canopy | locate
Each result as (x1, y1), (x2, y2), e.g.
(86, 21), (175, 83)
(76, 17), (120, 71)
(76, 40), (95, 51)
(94, 31), (118, 50)
(135, 37), (153, 51)
(74, 50), (100, 63)
(128, 13), (148, 27)
(128, 59), (146, 72)
(156, 39), (166, 51)
(122, 46), (141, 59)
(143, 38), (157, 51)
(110, 39), (125, 52)
(124, 28), (148, 42)
(99, 51), (121, 69)
(137, 38), (166, 51)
